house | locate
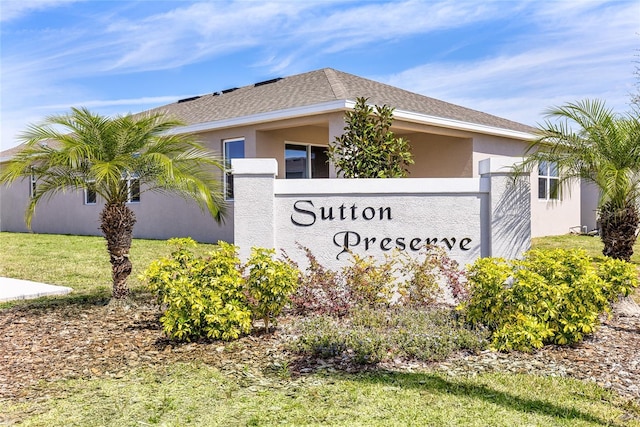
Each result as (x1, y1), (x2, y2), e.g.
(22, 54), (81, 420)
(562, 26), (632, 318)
(0, 68), (587, 244)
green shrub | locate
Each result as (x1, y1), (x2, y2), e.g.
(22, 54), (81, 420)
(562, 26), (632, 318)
(289, 245), (353, 317)
(294, 316), (347, 358)
(598, 257), (639, 301)
(462, 248), (638, 352)
(246, 247), (299, 332)
(343, 252), (397, 307)
(398, 246), (468, 306)
(293, 307), (488, 364)
(143, 238), (252, 342)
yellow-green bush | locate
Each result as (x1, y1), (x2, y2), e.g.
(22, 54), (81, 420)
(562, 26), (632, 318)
(462, 249), (638, 352)
(142, 239), (300, 341)
(143, 238), (251, 341)
(246, 247), (299, 332)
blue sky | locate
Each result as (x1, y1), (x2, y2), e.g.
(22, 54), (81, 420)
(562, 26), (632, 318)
(1, 0), (638, 150)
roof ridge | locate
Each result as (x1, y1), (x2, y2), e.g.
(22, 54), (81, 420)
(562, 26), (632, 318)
(323, 68), (349, 100)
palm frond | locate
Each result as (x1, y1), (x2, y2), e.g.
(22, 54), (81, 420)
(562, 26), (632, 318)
(0, 107), (227, 227)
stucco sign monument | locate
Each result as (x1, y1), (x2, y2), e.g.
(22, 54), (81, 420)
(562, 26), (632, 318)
(232, 158), (530, 270)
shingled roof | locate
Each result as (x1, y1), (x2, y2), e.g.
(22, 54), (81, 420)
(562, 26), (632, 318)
(147, 68), (536, 134)
(1, 68), (535, 159)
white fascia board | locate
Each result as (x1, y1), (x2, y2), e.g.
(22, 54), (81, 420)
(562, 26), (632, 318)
(393, 109), (536, 141)
(166, 98), (534, 141)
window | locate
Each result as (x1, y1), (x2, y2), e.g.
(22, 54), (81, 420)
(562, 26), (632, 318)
(224, 138), (245, 199)
(538, 161), (559, 200)
(29, 168), (36, 198)
(84, 181), (97, 205)
(124, 173), (140, 203)
(285, 143), (329, 179)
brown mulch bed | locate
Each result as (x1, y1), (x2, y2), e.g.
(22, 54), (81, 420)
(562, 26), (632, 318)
(1, 297), (639, 403)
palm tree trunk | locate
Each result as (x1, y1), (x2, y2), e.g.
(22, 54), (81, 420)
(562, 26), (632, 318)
(599, 202), (639, 262)
(100, 202), (136, 299)
(599, 202), (640, 316)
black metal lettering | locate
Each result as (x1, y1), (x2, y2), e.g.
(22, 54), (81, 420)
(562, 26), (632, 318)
(350, 204), (358, 220)
(442, 238), (456, 250)
(409, 238), (422, 251)
(362, 207), (375, 220)
(459, 238), (472, 251)
(333, 231), (361, 260)
(379, 206), (392, 221)
(291, 200), (316, 226)
(364, 237), (377, 250)
(339, 204), (347, 220)
(320, 206), (334, 220)
(380, 237), (392, 251)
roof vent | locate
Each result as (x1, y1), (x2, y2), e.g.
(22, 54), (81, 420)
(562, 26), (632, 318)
(254, 77), (282, 87)
(221, 87), (238, 94)
(177, 95), (201, 103)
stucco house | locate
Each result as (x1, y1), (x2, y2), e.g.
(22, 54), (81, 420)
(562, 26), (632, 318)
(0, 68), (588, 243)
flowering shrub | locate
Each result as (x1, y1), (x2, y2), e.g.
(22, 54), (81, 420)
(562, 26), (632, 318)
(290, 246), (468, 315)
(343, 252), (397, 307)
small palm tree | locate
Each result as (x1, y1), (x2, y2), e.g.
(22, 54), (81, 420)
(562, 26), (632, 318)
(0, 107), (226, 299)
(518, 99), (640, 261)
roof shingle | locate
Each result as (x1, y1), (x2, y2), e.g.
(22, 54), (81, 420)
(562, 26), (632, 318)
(147, 68), (536, 134)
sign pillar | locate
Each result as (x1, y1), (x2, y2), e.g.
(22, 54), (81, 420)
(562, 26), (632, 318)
(231, 158), (278, 260)
(480, 157), (531, 259)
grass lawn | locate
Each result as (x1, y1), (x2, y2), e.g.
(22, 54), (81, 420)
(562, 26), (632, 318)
(1, 232), (639, 426)
(5, 366), (634, 427)
(532, 234), (640, 265)
(0, 232), (218, 300)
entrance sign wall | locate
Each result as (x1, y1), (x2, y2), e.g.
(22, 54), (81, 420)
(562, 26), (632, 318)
(232, 158), (530, 270)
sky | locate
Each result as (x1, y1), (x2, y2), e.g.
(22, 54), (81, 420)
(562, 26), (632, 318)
(1, 0), (639, 150)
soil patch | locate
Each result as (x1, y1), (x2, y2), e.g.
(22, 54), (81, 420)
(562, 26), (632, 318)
(1, 298), (638, 402)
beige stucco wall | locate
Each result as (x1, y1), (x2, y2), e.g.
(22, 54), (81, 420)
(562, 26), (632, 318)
(406, 133), (473, 178)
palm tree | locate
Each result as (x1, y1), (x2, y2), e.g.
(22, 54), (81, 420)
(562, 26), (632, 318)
(0, 107), (226, 299)
(518, 99), (640, 261)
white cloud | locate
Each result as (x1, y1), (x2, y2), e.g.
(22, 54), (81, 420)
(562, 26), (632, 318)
(384, 1), (639, 125)
(1, 0), (637, 150)
(0, 0), (81, 22)
(38, 96), (184, 111)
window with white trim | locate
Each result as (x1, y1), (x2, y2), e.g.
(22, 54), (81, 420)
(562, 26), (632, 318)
(538, 161), (559, 200)
(285, 143), (329, 179)
(224, 138), (245, 200)
(84, 181), (97, 205)
(29, 168), (36, 198)
(124, 173), (140, 203)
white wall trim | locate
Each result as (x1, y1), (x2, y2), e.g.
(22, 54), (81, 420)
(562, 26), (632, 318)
(274, 177), (487, 195)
